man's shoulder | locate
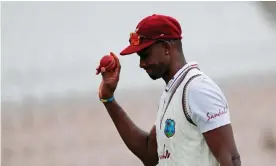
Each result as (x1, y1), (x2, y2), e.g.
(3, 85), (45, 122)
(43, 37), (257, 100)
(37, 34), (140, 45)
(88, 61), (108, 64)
(186, 73), (228, 111)
(187, 74), (224, 96)
(185, 73), (230, 133)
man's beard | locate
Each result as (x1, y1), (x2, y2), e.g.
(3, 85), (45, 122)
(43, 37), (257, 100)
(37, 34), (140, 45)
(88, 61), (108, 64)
(149, 74), (158, 80)
(147, 64), (168, 80)
(148, 73), (162, 80)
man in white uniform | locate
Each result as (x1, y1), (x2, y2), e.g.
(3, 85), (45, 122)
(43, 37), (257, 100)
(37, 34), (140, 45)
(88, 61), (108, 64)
(96, 14), (241, 166)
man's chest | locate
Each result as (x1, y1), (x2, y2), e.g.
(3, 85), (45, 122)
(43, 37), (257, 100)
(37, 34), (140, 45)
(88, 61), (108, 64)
(155, 89), (184, 139)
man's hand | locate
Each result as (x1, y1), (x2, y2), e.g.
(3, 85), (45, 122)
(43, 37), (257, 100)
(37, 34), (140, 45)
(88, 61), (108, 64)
(96, 52), (121, 99)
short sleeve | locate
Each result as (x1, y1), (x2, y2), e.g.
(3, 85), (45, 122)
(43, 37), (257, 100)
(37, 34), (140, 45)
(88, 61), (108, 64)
(187, 76), (231, 133)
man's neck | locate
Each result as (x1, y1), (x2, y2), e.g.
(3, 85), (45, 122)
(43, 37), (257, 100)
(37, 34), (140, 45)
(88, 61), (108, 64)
(163, 58), (186, 84)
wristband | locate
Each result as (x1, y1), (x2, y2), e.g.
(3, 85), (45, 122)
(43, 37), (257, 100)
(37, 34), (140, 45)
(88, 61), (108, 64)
(100, 96), (114, 103)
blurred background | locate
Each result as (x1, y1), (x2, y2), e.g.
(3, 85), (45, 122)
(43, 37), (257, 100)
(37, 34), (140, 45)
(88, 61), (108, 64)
(1, 1), (276, 166)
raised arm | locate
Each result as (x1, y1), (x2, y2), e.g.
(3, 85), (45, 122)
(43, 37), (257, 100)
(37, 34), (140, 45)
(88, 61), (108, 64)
(96, 53), (158, 165)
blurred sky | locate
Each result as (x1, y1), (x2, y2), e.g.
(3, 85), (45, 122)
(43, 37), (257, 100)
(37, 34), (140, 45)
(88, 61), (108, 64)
(2, 1), (276, 102)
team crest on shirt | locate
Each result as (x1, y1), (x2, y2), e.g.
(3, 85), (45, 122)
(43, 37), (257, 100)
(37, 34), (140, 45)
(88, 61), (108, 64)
(164, 119), (175, 138)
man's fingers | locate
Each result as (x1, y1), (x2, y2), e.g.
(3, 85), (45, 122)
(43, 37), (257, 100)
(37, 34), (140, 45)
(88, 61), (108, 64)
(96, 65), (101, 75)
(110, 52), (121, 73)
(96, 65), (107, 75)
(110, 52), (120, 67)
(101, 67), (106, 73)
(97, 52), (120, 76)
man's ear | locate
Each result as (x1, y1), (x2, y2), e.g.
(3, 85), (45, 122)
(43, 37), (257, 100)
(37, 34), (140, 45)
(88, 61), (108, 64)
(163, 41), (172, 55)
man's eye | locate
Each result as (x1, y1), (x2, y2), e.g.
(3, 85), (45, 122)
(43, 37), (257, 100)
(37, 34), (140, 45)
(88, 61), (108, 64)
(140, 53), (148, 59)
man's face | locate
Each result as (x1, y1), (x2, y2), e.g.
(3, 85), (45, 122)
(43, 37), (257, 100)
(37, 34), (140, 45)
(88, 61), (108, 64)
(137, 42), (170, 80)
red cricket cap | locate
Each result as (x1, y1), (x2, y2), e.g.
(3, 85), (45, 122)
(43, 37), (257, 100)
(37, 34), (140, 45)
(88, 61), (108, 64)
(120, 14), (182, 56)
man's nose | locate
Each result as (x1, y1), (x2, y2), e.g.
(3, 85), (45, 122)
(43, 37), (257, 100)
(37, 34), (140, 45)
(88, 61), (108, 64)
(139, 59), (146, 69)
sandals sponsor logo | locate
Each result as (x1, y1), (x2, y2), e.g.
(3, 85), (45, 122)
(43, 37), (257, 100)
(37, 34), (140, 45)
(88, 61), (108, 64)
(207, 105), (228, 121)
(159, 144), (171, 160)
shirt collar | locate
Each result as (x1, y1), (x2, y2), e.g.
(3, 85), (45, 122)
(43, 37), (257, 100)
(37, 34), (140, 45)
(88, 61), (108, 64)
(165, 61), (198, 92)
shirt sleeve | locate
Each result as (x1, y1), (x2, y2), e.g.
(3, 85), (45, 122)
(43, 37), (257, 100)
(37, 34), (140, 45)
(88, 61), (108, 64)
(187, 76), (231, 133)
